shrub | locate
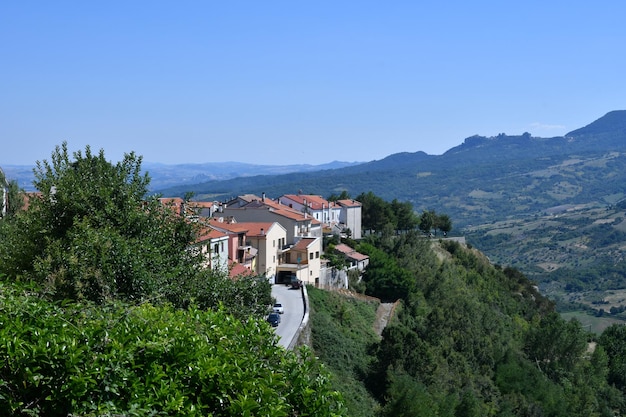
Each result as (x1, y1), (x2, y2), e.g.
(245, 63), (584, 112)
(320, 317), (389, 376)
(0, 282), (345, 416)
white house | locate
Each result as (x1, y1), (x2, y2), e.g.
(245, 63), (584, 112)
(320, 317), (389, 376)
(278, 194), (341, 229)
(192, 225), (229, 273)
(336, 199), (363, 239)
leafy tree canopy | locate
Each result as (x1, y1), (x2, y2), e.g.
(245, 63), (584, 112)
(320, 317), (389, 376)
(0, 281), (345, 416)
(0, 142), (202, 304)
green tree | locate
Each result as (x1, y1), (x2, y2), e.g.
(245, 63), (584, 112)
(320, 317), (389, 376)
(0, 142), (200, 304)
(391, 199), (419, 232)
(524, 312), (588, 380)
(357, 191), (395, 232)
(418, 210), (436, 236)
(328, 190), (351, 202)
(598, 324), (626, 391)
(436, 213), (452, 235)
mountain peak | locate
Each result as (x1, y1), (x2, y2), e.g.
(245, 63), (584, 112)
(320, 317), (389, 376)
(566, 110), (626, 138)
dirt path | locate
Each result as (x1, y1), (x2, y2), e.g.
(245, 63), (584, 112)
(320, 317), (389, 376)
(373, 302), (395, 337)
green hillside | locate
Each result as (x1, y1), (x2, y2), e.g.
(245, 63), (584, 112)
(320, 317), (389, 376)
(308, 233), (626, 416)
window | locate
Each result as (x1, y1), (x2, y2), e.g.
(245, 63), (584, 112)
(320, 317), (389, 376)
(315, 251), (320, 258)
(214, 243), (219, 254)
(273, 239), (276, 247)
(309, 252), (313, 260)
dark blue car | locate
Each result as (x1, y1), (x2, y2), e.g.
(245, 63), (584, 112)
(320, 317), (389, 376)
(266, 312), (281, 327)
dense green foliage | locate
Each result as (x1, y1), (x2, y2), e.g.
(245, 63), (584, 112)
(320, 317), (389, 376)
(1, 143), (199, 304)
(0, 144), (345, 416)
(309, 232), (626, 416)
(598, 324), (626, 392)
(0, 281), (344, 416)
(355, 191), (451, 237)
(307, 288), (380, 417)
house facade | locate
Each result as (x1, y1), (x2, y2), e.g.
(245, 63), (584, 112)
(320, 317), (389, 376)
(238, 221), (287, 281)
(209, 218), (293, 279)
(275, 237), (322, 286)
(336, 199), (363, 239)
(192, 226), (229, 273)
(208, 219), (257, 273)
(334, 243), (369, 271)
(220, 196), (322, 243)
(277, 194), (341, 230)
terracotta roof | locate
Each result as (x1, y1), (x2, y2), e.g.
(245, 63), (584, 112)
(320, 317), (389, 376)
(334, 243), (355, 255)
(280, 194), (332, 210)
(293, 237), (316, 251)
(194, 226), (228, 243)
(337, 199), (362, 207)
(347, 251), (369, 262)
(229, 261), (254, 279)
(22, 192), (42, 211)
(236, 199), (321, 224)
(159, 197), (184, 205)
(188, 201), (214, 208)
(158, 197), (185, 215)
(235, 222), (276, 237)
(334, 243), (369, 262)
(208, 218), (249, 233)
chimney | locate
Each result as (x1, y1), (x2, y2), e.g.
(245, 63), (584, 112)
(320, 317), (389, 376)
(262, 192), (265, 202)
(260, 228), (264, 235)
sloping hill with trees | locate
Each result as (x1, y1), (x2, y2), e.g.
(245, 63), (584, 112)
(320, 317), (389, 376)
(308, 231), (626, 416)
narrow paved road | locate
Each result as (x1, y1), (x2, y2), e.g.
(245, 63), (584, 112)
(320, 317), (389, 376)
(271, 284), (305, 348)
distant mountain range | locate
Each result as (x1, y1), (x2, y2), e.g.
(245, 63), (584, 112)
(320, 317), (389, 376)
(1, 160), (362, 192)
(158, 110), (626, 227)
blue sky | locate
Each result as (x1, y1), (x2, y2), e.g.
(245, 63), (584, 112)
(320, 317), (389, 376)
(2, 1), (625, 166)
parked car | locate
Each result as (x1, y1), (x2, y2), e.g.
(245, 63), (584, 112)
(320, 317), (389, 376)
(266, 312), (281, 327)
(290, 278), (303, 289)
(273, 302), (284, 314)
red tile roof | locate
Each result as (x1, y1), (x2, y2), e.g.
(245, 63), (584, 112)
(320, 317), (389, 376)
(229, 262), (254, 279)
(236, 222), (276, 237)
(208, 218), (249, 233)
(188, 201), (214, 209)
(334, 243), (369, 261)
(293, 237), (316, 251)
(236, 198), (321, 224)
(22, 192), (42, 211)
(334, 243), (356, 255)
(194, 226), (228, 243)
(281, 194), (333, 210)
(337, 199), (362, 207)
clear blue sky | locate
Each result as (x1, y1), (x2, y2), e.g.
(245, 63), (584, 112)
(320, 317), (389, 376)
(2, 1), (625, 166)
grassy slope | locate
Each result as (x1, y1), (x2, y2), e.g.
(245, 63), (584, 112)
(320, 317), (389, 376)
(306, 287), (381, 417)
